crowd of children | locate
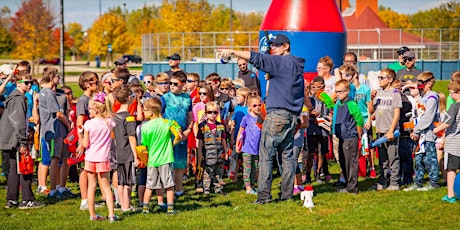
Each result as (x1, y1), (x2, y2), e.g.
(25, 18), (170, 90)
(1, 49), (460, 221)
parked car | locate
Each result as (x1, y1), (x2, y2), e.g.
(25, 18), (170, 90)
(39, 58), (60, 65)
(122, 54), (142, 64)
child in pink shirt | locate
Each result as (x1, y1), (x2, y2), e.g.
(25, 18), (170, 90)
(83, 93), (117, 222)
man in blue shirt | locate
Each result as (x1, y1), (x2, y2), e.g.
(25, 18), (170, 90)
(218, 34), (305, 203)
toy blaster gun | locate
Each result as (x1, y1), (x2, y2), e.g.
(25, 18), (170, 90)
(195, 158), (204, 189)
(369, 130), (401, 148)
(360, 132), (370, 157)
(315, 90), (334, 109)
(403, 119), (444, 137)
(316, 117), (331, 132)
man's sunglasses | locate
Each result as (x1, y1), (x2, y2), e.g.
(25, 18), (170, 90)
(18, 80), (33, 85)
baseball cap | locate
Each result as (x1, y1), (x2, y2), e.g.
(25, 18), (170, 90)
(269, 34), (290, 45)
(128, 75), (140, 84)
(397, 46), (410, 55)
(0, 64), (13, 76)
(167, 53), (181, 60)
(114, 58), (127, 66)
(403, 51), (415, 59)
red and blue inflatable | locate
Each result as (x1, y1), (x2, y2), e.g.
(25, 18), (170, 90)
(258, 0), (347, 98)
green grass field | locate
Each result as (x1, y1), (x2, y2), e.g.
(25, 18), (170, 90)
(0, 80), (455, 228)
(1, 161), (460, 229)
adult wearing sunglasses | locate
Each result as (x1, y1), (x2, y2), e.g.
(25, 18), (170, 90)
(396, 51), (422, 85)
(388, 46), (410, 72)
(218, 33), (305, 204)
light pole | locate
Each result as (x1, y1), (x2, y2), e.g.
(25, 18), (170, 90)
(230, 0), (233, 48)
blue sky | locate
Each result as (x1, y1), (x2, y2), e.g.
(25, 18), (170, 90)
(2, 0), (457, 30)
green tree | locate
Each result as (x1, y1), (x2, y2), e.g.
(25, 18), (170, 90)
(378, 9), (411, 29)
(126, 4), (161, 54)
(0, 6), (14, 55)
(88, 13), (132, 67)
(10, 0), (55, 75)
(67, 22), (84, 59)
(410, 1), (460, 41)
(0, 25), (14, 54)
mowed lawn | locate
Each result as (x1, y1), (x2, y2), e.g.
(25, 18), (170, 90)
(1, 160), (460, 229)
(0, 80), (457, 229)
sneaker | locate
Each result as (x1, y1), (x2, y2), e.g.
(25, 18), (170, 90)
(337, 188), (351, 193)
(167, 207), (176, 215)
(174, 191), (185, 198)
(95, 201), (106, 208)
(403, 184), (422, 192)
(316, 179), (325, 185)
(417, 184), (435, 191)
(333, 180), (346, 187)
(292, 187), (302, 195)
(370, 183), (385, 191)
(246, 188), (257, 195)
(114, 203), (122, 211)
(80, 201), (89, 210)
(90, 214), (106, 221)
(142, 206), (150, 214)
(251, 199), (271, 205)
(61, 189), (79, 199)
(109, 215), (119, 222)
(36, 186), (48, 195)
(442, 195), (457, 203)
(47, 191), (64, 200)
(18, 201), (45, 209)
(369, 169), (377, 178)
(386, 185), (400, 191)
(5, 200), (19, 208)
(158, 203), (167, 211)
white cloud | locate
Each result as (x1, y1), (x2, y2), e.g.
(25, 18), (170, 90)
(419, 0), (451, 11)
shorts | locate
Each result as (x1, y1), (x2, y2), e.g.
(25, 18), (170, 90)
(172, 142), (187, 169)
(109, 140), (117, 170)
(138, 167), (147, 186)
(446, 152), (460, 171)
(40, 137), (64, 166)
(117, 162), (134, 186)
(85, 160), (111, 173)
(146, 163), (175, 190)
(307, 135), (329, 155)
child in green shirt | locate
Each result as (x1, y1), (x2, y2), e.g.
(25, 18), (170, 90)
(141, 97), (181, 214)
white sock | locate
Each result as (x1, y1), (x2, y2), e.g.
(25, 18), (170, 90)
(81, 199), (87, 205)
(112, 185), (120, 205)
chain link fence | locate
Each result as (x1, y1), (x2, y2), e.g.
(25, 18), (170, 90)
(142, 29), (460, 63)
